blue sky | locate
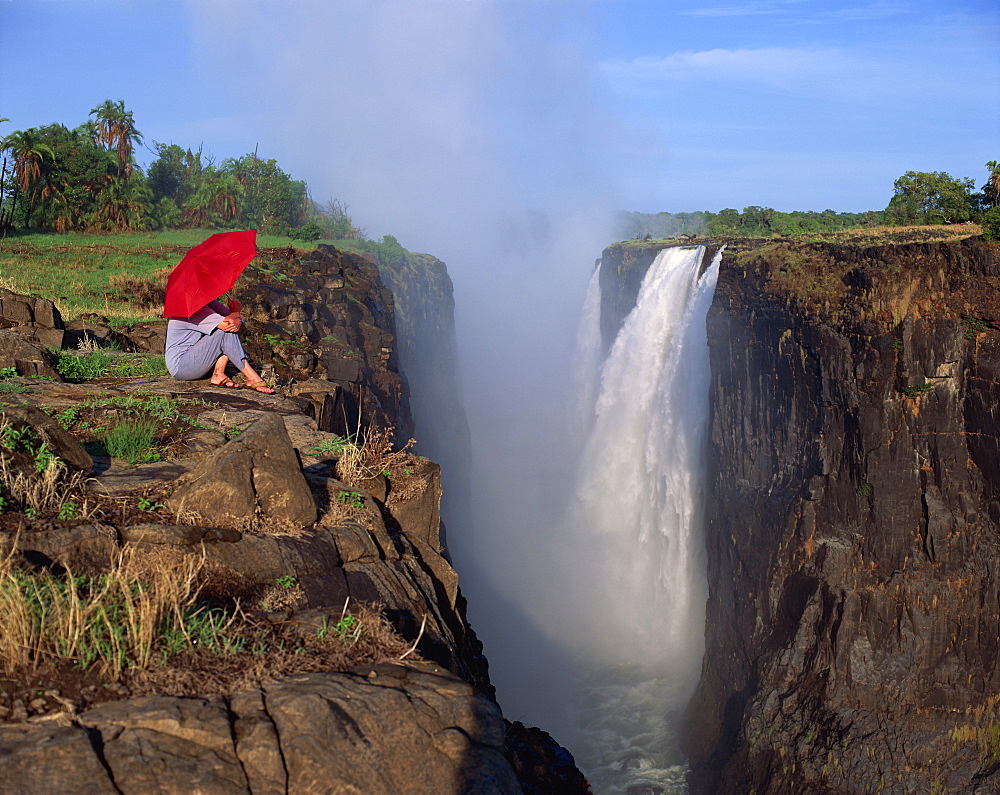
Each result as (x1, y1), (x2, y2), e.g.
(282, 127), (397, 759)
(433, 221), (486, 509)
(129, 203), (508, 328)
(1, 0), (998, 231)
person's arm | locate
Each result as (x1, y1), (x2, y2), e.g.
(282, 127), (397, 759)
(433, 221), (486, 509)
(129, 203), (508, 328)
(211, 299), (243, 332)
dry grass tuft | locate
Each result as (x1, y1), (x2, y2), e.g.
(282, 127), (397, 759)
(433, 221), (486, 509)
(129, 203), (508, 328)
(129, 601), (418, 698)
(0, 452), (95, 519)
(336, 426), (415, 487)
(0, 546), (204, 679)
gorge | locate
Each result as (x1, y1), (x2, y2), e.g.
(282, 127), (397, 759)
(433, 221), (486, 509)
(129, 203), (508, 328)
(0, 231), (997, 794)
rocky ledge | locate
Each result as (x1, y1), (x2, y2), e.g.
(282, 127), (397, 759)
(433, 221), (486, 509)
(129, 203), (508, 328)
(0, 241), (590, 793)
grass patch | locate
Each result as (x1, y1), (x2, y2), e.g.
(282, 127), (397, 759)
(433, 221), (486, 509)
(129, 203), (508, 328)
(734, 242), (851, 310)
(0, 544), (419, 717)
(103, 418), (162, 466)
(0, 548), (203, 679)
(55, 351), (168, 382)
(56, 350), (113, 381)
(46, 390), (212, 466)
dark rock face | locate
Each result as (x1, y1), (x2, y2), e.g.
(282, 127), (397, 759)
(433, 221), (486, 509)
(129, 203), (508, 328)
(236, 245), (414, 443)
(0, 330), (61, 379)
(0, 288), (65, 352)
(376, 249), (473, 543)
(683, 239), (1000, 793)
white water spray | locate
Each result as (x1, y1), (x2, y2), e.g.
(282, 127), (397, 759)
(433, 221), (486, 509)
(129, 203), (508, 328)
(564, 245), (721, 791)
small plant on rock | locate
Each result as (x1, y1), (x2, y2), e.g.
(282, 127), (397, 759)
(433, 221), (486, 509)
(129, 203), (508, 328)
(336, 491), (366, 509)
(901, 383), (935, 399)
(57, 501), (78, 520)
(137, 495), (165, 512)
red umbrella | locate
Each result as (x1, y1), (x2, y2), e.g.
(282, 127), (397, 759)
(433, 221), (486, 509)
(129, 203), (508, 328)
(162, 230), (258, 318)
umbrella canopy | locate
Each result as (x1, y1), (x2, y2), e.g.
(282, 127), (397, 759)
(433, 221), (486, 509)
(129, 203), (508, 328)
(162, 230), (257, 318)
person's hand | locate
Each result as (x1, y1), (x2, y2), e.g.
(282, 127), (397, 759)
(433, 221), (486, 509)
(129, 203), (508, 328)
(218, 312), (243, 332)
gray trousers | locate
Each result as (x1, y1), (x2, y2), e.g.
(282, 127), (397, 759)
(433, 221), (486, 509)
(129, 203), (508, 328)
(169, 329), (249, 381)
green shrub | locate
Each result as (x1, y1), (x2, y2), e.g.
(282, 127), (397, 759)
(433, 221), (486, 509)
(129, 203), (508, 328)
(981, 206), (1000, 242)
(56, 351), (111, 381)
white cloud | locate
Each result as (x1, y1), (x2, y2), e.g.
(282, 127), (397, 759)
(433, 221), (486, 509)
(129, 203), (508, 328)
(680, 0), (910, 22)
(600, 44), (982, 106)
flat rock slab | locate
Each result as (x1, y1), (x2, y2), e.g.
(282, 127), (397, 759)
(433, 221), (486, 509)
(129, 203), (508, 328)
(0, 664), (521, 794)
(87, 460), (195, 495)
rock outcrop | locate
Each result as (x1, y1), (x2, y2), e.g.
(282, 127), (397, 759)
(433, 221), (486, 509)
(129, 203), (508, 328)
(376, 249), (473, 534)
(167, 411), (318, 530)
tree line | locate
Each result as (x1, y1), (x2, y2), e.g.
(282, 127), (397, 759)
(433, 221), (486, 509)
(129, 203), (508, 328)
(621, 164), (1000, 241)
(0, 100), (358, 240)
(703, 164), (999, 238)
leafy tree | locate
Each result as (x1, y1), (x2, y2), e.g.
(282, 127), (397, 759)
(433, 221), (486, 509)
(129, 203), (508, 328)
(981, 206), (1000, 241)
(221, 154), (308, 233)
(3, 128), (55, 211)
(886, 171), (976, 225)
(310, 198), (361, 239)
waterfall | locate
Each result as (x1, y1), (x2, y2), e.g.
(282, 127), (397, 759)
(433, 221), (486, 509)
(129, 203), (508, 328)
(564, 245), (721, 792)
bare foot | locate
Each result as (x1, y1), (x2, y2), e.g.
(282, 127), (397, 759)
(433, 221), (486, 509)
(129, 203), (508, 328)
(210, 377), (241, 388)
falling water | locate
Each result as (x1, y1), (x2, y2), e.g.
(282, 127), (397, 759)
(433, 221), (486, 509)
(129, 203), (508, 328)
(564, 245), (721, 792)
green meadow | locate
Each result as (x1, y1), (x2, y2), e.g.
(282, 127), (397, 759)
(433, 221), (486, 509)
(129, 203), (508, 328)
(0, 230), (320, 321)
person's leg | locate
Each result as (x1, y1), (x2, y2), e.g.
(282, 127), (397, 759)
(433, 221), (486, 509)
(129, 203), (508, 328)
(218, 331), (274, 393)
(170, 331), (232, 381)
(209, 354), (235, 386)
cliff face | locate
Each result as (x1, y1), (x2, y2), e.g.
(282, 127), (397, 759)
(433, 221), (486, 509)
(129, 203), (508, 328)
(683, 238), (1000, 793)
(372, 249), (473, 537)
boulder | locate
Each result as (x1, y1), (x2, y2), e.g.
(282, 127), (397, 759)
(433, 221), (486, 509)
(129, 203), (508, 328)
(63, 317), (137, 352)
(167, 412), (317, 530)
(0, 330), (61, 379)
(79, 695), (248, 793)
(0, 724), (118, 794)
(0, 289), (64, 330)
(0, 403), (93, 472)
(119, 320), (168, 354)
(0, 524), (119, 573)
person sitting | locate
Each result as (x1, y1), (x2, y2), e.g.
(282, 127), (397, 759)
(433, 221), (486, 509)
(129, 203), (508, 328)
(165, 299), (275, 393)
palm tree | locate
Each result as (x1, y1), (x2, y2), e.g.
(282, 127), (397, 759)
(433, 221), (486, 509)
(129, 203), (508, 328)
(89, 99), (142, 177)
(985, 161), (1000, 208)
(4, 129), (54, 204)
